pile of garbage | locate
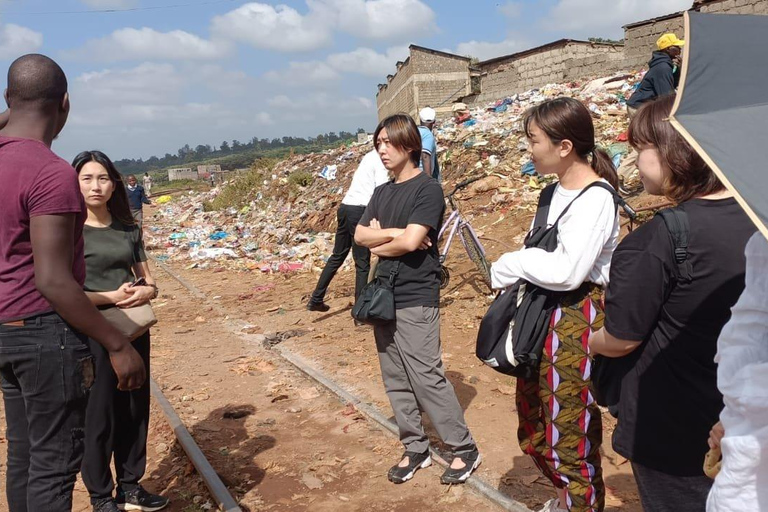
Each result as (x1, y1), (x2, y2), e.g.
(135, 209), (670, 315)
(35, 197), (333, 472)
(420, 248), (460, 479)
(146, 70), (643, 272)
(436, 72), (640, 187)
(145, 144), (374, 273)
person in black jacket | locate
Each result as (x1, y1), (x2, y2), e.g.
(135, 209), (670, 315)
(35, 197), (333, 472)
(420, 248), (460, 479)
(617, 33), (684, 192)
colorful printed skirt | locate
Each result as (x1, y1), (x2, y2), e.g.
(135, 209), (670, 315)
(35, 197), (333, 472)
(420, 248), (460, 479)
(516, 284), (605, 512)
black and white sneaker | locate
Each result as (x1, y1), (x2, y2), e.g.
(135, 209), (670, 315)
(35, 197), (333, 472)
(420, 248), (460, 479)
(387, 450), (432, 484)
(440, 449), (481, 484)
(116, 485), (169, 512)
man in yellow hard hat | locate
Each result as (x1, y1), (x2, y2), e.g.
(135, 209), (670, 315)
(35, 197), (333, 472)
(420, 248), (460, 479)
(618, 33), (685, 193)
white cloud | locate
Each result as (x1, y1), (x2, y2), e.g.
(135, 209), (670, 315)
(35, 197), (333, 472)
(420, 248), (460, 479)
(67, 27), (231, 62)
(0, 23), (44, 60)
(80, 0), (138, 8)
(455, 38), (527, 61)
(267, 91), (374, 122)
(309, 0), (436, 41)
(211, 3), (331, 52)
(57, 60), (376, 162)
(211, 0), (435, 52)
(546, 0), (692, 37)
(327, 46), (408, 77)
(255, 112), (274, 125)
(498, 2), (523, 18)
(73, 62), (185, 109)
(264, 61), (341, 86)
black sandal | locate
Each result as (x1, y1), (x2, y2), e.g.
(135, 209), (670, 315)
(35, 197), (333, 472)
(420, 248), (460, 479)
(387, 450), (432, 484)
(440, 449), (481, 484)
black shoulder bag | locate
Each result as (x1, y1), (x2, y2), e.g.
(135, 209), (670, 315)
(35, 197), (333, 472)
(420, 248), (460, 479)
(476, 181), (627, 380)
(351, 260), (400, 325)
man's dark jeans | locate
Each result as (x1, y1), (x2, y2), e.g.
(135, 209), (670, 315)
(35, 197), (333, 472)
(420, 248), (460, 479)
(0, 313), (94, 512)
(310, 204), (370, 303)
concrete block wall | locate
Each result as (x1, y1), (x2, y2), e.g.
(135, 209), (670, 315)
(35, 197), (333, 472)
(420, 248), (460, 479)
(699, 0), (768, 14)
(623, 16), (686, 69)
(470, 43), (624, 105)
(411, 48), (469, 74)
(376, 58), (416, 120)
(377, 0), (768, 117)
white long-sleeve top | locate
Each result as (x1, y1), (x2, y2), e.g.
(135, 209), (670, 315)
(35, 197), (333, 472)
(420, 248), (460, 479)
(490, 181), (620, 291)
(342, 150), (389, 207)
(707, 232), (768, 512)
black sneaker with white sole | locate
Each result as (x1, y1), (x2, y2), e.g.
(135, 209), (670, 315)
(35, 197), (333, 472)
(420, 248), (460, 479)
(387, 450), (432, 484)
(116, 485), (169, 512)
(440, 449), (481, 484)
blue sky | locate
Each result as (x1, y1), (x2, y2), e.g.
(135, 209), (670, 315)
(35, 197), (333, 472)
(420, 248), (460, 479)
(0, 0), (691, 162)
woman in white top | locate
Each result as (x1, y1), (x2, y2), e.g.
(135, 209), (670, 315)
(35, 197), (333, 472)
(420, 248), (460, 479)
(491, 97), (620, 512)
(707, 232), (768, 512)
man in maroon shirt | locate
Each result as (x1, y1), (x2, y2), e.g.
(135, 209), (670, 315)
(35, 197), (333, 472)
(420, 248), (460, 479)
(0, 54), (145, 512)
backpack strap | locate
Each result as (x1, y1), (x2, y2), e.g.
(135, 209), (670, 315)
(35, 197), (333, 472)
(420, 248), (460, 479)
(586, 182), (637, 221)
(533, 183), (558, 229)
(551, 181), (623, 227)
(656, 207), (693, 283)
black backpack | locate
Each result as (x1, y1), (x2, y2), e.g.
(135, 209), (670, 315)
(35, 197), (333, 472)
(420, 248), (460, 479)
(476, 181), (628, 379)
(591, 206), (692, 417)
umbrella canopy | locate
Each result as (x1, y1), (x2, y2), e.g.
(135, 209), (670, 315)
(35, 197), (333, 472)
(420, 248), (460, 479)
(670, 11), (768, 238)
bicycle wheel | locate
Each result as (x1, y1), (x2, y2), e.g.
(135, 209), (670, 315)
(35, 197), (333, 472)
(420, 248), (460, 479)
(440, 265), (451, 290)
(459, 224), (492, 290)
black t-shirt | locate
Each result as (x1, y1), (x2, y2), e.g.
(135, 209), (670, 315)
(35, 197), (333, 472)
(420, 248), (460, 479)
(605, 198), (755, 476)
(360, 172), (444, 309)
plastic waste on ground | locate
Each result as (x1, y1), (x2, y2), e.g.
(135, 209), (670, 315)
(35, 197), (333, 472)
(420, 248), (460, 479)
(146, 70), (644, 275)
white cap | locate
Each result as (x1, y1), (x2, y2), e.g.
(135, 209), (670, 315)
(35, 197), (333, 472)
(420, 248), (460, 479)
(419, 107), (436, 123)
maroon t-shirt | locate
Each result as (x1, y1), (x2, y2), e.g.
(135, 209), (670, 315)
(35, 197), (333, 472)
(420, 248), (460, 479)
(0, 136), (86, 323)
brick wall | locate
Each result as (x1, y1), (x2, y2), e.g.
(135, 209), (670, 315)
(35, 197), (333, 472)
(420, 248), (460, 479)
(699, 0), (768, 14)
(623, 15), (685, 69)
(168, 168), (197, 181)
(376, 46), (470, 121)
(469, 42), (624, 106)
(376, 57), (416, 120)
(376, 1), (768, 116)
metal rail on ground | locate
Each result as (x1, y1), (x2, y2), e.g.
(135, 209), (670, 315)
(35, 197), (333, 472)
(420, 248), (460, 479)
(150, 255), (532, 512)
(150, 378), (242, 511)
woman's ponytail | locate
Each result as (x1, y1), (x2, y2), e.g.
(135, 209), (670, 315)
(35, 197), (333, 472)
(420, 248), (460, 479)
(591, 147), (619, 190)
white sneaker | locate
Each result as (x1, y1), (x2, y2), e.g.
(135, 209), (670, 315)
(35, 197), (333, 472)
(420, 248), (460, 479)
(538, 498), (567, 512)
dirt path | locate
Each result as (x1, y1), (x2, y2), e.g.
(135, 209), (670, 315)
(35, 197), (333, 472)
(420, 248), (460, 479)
(158, 256), (641, 511)
(0, 261), (501, 512)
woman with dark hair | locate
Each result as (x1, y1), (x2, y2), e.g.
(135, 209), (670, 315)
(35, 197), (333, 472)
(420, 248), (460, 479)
(355, 114), (480, 485)
(73, 150), (168, 512)
(490, 97), (620, 512)
(589, 95), (755, 512)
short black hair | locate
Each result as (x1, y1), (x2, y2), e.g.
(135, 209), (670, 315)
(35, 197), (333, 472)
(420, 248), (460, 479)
(7, 54), (67, 106)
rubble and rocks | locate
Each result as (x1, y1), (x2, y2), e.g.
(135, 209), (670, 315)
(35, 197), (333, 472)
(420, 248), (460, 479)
(147, 71), (644, 274)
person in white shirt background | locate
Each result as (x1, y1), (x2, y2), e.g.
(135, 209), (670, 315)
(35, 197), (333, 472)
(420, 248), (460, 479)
(490, 97), (620, 512)
(707, 231), (768, 512)
(307, 150), (389, 319)
(142, 173), (153, 197)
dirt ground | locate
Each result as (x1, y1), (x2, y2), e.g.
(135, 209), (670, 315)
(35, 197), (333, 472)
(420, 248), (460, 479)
(0, 258), (502, 512)
(0, 186), (662, 512)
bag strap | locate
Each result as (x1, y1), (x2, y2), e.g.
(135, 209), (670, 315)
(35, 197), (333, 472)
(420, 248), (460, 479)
(388, 261), (401, 285)
(656, 207), (693, 283)
(533, 183), (557, 229)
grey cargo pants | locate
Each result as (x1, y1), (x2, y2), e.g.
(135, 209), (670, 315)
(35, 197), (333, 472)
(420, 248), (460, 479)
(374, 306), (476, 456)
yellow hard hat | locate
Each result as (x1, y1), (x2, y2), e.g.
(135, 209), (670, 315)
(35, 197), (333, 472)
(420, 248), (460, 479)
(657, 33), (685, 51)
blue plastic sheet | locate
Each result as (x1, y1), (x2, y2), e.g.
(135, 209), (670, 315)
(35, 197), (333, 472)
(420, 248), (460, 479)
(521, 160), (536, 176)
